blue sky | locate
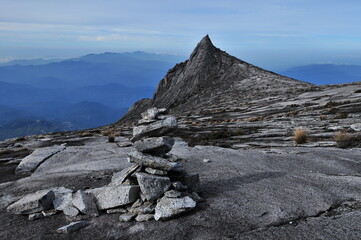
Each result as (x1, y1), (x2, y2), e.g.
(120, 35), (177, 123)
(1, 0), (361, 69)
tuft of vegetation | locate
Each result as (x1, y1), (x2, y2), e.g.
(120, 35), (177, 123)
(249, 116), (263, 122)
(334, 113), (348, 119)
(102, 130), (113, 136)
(108, 135), (115, 143)
(80, 132), (93, 137)
(293, 128), (308, 144)
(334, 131), (361, 148)
(355, 89), (361, 93)
(319, 115), (327, 121)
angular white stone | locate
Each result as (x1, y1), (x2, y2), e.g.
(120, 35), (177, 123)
(87, 185), (139, 210)
(7, 190), (55, 214)
(72, 190), (99, 217)
(136, 172), (171, 201)
(154, 196), (196, 221)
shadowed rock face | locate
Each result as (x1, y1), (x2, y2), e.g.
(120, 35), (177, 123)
(120, 35), (314, 122)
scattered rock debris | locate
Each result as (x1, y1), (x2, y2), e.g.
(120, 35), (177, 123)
(5, 108), (200, 234)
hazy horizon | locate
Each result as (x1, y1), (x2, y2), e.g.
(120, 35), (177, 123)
(1, 1), (361, 70)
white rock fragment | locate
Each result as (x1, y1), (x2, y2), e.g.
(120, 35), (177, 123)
(154, 196), (196, 221)
(57, 221), (89, 234)
(72, 190), (99, 217)
(135, 172), (171, 201)
(7, 190), (55, 214)
(119, 213), (137, 222)
(87, 185), (139, 210)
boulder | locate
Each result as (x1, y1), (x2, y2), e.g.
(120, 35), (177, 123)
(57, 221), (89, 234)
(87, 185), (139, 210)
(135, 172), (171, 201)
(154, 196), (196, 221)
(131, 116), (177, 142)
(72, 190), (99, 217)
(7, 190), (55, 214)
(110, 164), (140, 186)
(145, 167), (167, 176)
(15, 145), (65, 174)
(134, 137), (174, 155)
(128, 151), (181, 171)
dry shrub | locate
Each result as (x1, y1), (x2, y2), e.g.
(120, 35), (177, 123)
(80, 132), (93, 137)
(319, 115), (326, 121)
(102, 130), (113, 136)
(333, 130), (361, 148)
(293, 128), (308, 144)
(334, 113), (348, 119)
(108, 135), (115, 143)
(249, 116), (263, 122)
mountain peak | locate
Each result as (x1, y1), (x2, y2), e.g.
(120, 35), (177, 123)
(190, 35), (216, 59)
(120, 35), (314, 123)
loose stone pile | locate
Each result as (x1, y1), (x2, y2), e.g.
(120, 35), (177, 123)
(5, 107), (201, 233)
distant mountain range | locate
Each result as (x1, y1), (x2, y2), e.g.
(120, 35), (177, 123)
(0, 52), (185, 140)
(280, 64), (361, 85)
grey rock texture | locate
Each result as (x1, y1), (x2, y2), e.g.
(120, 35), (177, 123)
(127, 151), (181, 171)
(120, 35), (314, 123)
(87, 185), (139, 210)
(134, 137), (174, 155)
(15, 145), (65, 174)
(135, 172), (171, 201)
(53, 193), (72, 211)
(119, 213), (136, 222)
(110, 164), (139, 186)
(7, 190), (55, 214)
(154, 196), (196, 221)
(131, 116), (177, 142)
(72, 190), (99, 217)
(57, 221), (89, 234)
(135, 214), (154, 222)
(144, 167), (167, 176)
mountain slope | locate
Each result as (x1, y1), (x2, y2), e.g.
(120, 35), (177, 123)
(120, 35), (315, 122)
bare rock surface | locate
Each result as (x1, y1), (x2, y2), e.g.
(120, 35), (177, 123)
(15, 145), (65, 174)
(0, 137), (360, 239)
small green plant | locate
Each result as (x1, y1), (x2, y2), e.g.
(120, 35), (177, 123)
(319, 115), (327, 121)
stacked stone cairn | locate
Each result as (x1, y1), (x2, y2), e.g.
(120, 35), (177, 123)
(5, 107), (200, 232)
(116, 107), (201, 221)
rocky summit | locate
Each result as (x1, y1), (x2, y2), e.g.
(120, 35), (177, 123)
(0, 36), (361, 240)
